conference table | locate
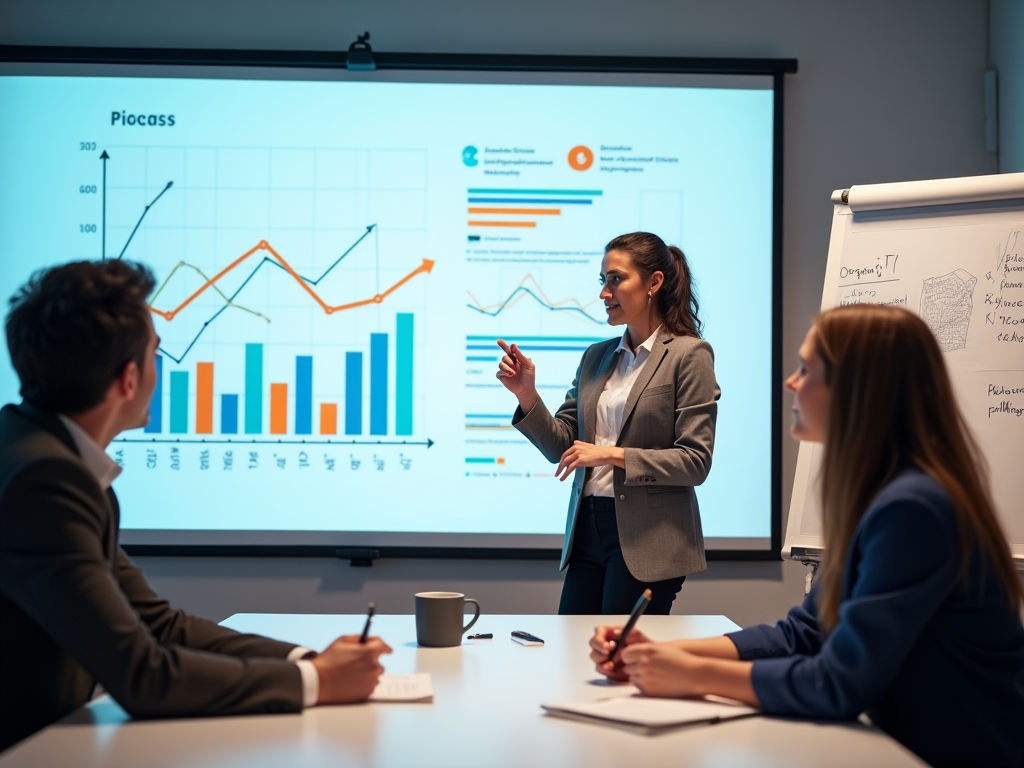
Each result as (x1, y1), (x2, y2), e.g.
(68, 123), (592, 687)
(0, 614), (926, 767)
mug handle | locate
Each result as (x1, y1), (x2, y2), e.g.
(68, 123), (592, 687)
(462, 598), (481, 633)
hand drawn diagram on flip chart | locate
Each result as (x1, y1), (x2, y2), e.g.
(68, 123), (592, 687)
(785, 173), (1024, 570)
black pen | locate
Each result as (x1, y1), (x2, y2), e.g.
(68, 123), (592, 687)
(607, 588), (652, 662)
(359, 602), (375, 644)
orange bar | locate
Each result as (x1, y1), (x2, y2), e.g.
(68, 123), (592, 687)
(467, 220), (537, 228)
(196, 362), (214, 434)
(320, 403), (338, 435)
(270, 383), (288, 434)
(467, 207), (561, 215)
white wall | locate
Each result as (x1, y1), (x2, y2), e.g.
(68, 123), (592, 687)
(0, 0), (996, 627)
(992, 0), (1024, 172)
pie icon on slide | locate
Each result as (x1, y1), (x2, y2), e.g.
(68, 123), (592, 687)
(568, 145), (594, 171)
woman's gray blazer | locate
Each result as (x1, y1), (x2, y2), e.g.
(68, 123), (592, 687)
(512, 329), (720, 582)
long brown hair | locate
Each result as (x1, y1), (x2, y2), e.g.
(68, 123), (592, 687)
(604, 232), (701, 338)
(814, 304), (1023, 630)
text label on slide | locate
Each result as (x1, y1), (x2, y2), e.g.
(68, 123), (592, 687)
(111, 111), (176, 126)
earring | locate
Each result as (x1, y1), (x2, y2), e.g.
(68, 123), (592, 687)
(647, 290), (653, 305)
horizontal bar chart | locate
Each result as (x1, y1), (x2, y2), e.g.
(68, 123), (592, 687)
(466, 188), (602, 237)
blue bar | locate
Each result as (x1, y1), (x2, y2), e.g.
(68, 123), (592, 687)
(466, 344), (588, 352)
(245, 343), (262, 434)
(345, 352), (363, 435)
(295, 355), (313, 435)
(370, 333), (388, 436)
(396, 314), (413, 436)
(221, 394), (239, 434)
(145, 355), (163, 433)
(170, 371), (188, 434)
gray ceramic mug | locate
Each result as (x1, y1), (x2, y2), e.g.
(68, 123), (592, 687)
(414, 592), (481, 647)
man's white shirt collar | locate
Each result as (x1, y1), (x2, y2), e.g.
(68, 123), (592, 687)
(57, 415), (122, 490)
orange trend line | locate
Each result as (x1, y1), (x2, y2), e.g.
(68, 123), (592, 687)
(149, 239), (435, 320)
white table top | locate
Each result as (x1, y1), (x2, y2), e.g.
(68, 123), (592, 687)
(0, 614), (926, 768)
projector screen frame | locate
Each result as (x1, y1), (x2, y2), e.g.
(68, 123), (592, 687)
(0, 44), (794, 562)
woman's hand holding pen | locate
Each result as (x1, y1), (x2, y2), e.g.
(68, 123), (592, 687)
(590, 625), (708, 697)
(620, 644), (759, 705)
(618, 643), (707, 698)
(555, 442), (625, 481)
(495, 340), (539, 412)
(590, 624), (654, 681)
(589, 625), (759, 704)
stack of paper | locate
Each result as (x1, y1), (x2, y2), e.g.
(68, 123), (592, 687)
(542, 694), (758, 735)
(369, 674), (435, 703)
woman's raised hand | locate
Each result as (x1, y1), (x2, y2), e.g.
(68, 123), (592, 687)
(496, 340), (538, 410)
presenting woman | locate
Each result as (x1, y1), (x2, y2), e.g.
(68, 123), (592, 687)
(496, 232), (720, 615)
(588, 305), (1024, 768)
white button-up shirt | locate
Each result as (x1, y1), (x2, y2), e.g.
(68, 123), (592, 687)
(582, 326), (661, 498)
(57, 415), (122, 490)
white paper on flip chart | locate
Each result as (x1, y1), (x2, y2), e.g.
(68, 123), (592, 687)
(369, 674), (434, 703)
(541, 694), (758, 734)
(846, 172), (1024, 212)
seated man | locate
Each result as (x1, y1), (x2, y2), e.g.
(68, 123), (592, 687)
(0, 260), (391, 752)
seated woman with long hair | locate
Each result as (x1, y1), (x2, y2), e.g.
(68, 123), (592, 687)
(589, 305), (1024, 768)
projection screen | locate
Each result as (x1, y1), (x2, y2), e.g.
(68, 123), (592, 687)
(0, 50), (790, 557)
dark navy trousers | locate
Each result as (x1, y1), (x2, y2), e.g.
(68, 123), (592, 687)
(558, 496), (685, 615)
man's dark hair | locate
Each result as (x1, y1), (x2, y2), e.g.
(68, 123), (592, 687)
(6, 260), (156, 414)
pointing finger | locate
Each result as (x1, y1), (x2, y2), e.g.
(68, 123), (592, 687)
(510, 343), (533, 369)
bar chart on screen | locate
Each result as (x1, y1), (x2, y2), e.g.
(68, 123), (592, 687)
(105, 145), (434, 455)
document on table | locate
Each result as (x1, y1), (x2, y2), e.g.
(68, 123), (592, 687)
(542, 693), (758, 735)
(369, 674), (434, 703)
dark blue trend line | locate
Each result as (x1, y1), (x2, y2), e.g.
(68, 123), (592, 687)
(300, 224), (375, 285)
(156, 227), (377, 364)
(118, 182), (174, 259)
(467, 286), (604, 325)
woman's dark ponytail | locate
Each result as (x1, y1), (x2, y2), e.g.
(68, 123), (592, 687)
(604, 232), (702, 338)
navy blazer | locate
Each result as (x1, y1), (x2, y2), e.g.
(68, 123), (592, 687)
(727, 469), (1024, 768)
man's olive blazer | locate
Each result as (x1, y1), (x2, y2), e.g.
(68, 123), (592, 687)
(0, 403), (304, 753)
(513, 330), (720, 582)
